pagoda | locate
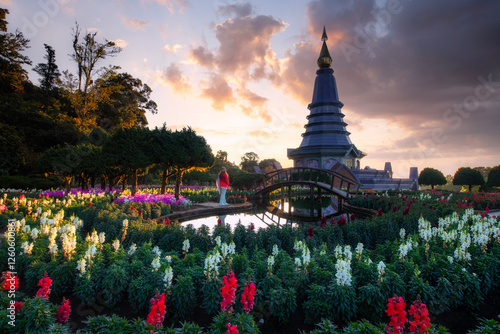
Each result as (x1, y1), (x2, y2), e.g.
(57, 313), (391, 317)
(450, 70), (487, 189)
(287, 27), (366, 170)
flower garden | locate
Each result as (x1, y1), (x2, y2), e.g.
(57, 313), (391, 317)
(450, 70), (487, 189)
(1, 187), (500, 333)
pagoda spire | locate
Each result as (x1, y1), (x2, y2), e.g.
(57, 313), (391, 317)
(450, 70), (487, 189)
(317, 26), (332, 68)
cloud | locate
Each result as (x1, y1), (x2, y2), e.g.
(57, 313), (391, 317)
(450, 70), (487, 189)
(188, 46), (216, 68)
(200, 73), (236, 110)
(0, 0), (13, 5)
(163, 62), (192, 94)
(213, 14), (287, 76)
(123, 17), (149, 31)
(143, 0), (189, 14)
(164, 44), (183, 53)
(217, 2), (253, 18)
(112, 39), (128, 48)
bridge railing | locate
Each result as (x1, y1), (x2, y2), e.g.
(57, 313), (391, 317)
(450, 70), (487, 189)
(251, 167), (361, 196)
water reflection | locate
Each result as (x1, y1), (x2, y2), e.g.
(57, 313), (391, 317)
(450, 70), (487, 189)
(181, 198), (338, 230)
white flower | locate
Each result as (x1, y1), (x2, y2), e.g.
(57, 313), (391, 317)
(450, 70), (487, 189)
(31, 227), (39, 240)
(294, 257), (301, 268)
(215, 236), (221, 247)
(98, 232), (105, 244)
(21, 241), (34, 254)
(335, 259), (352, 286)
(152, 246), (162, 257)
(163, 266), (173, 289)
(48, 241), (58, 255)
(182, 239), (190, 253)
(355, 243), (363, 259)
(22, 225), (31, 234)
(128, 243), (137, 256)
(151, 256), (161, 272)
(122, 219), (129, 229)
(204, 251), (222, 280)
(165, 255), (172, 263)
(272, 244), (279, 256)
(112, 239), (120, 251)
(267, 255), (275, 271)
(77, 258), (86, 276)
(85, 244), (97, 261)
(399, 228), (406, 239)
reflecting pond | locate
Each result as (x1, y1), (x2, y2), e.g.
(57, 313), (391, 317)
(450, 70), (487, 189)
(180, 197), (341, 230)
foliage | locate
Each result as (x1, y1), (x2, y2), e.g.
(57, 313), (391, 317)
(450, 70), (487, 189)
(418, 168), (447, 190)
(453, 167), (485, 191)
(487, 165), (500, 188)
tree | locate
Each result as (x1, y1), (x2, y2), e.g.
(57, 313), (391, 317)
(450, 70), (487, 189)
(487, 165), (500, 188)
(37, 145), (78, 192)
(68, 22), (122, 130)
(95, 71), (157, 129)
(453, 167), (485, 192)
(259, 158), (279, 173)
(152, 126), (178, 194)
(171, 128), (215, 200)
(418, 167), (447, 190)
(0, 8), (31, 93)
(33, 44), (60, 92)
(71, 23), (121, 95)
(216, 150), (228, 163)
(103, 127), (154, 195)
(240, 152), (259, 173)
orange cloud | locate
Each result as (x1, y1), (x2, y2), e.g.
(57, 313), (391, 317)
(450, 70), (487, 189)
(142, 0), (189, 14)
(200, 73), (236, 110)
(163, 62), (191, 94)
(123, 17), (149, 31)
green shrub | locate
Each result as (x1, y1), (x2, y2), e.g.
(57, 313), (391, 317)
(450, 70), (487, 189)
(170, 275), (196, 321)
(15, 297), (56, 334)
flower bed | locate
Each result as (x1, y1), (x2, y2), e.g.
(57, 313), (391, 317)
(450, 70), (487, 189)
(0, 189), (500, 333)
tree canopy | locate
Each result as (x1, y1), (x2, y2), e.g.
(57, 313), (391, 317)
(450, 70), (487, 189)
(418, 167), (447, 190)
(453, 167), (485, 192)
(487, 165), (500, 188)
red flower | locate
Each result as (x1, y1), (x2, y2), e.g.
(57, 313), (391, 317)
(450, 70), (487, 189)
(88, 202), (92, 207)
(221, 271), (238, 313)
(308, 226), (314, 237)
(147, 291), (166, 329)
(377, 208), (383, 217)
(408, 298), (431, 334)
(138, 209), (142, 215)
(249, 223), (254, 231)
(241, 280), (256, 314)
(165, 219), (171, 225)
(320, 216), (326, 227)
(130, 206), (135, 211)
(486, 206), (490, 214)
(226, 323), (239, 334)
(393, 205), (398, 212)
(403, 208), (410, 216)
(350, 213), (355, 221)
(337, 216), (346, 226)
(0, 271), (19, 291)
(36, 273), (52, 300)
(14, 301), (23, 312)
(217, 218), (221, 225)
(56, 298), (71, 324)
(385, 296), (407, 334)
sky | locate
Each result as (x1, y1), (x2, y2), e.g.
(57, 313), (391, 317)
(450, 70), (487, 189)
(3, 0), (500, 178)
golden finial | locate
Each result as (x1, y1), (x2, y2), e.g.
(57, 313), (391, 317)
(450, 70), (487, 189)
(317, 26), (332, 68)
